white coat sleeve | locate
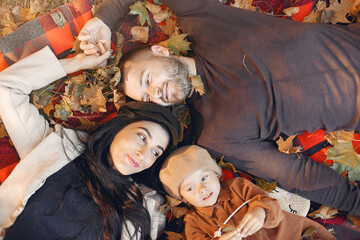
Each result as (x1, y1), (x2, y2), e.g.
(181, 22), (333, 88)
(0, 46), (67, 159)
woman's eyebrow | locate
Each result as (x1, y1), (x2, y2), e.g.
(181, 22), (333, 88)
(139, 127), (165, 151)
(139, 127), (152, 139)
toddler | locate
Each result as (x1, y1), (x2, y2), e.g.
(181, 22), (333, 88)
(159, 145), (335, 240)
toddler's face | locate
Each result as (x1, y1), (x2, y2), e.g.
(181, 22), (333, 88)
(180, 169), (220, 208)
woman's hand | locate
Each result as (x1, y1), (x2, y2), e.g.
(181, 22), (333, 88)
(236, 207), (266, 238)
(78, 17), (111, 55)
(60, 43), (112, 74)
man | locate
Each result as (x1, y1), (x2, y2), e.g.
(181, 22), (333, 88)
(79, 0), (360, 215)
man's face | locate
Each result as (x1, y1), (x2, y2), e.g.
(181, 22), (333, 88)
(122, 54), (192, 106)
(180, 169), (221, 208)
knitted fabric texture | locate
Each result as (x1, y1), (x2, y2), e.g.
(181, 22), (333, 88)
(159, 145), (222, 199)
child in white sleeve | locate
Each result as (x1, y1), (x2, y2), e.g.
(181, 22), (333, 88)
(159, 145), (335, 240)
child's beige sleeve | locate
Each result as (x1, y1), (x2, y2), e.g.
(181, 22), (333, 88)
(230, 177), (284, 228)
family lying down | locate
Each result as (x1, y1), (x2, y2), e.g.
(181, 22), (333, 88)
(1, 0), (360, 239)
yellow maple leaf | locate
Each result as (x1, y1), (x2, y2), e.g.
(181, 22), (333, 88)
(276, 135), (302, 155)
(189, 74), (205, 96)
(326, 141), (360, 170)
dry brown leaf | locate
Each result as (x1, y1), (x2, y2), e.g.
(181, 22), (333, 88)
(0, 123), (9, 138)
(160, 18), (177, 36)
(113, 89), (126, 111)
(145, 2), (170, 23)
(80, 85), (107, 113)
(302, 0), (327, 23)
(218, 156), (241, 174)
(26, 0), (44, 21)
(308, 205), (338, 220)
(328, 0), (353, 24)
(348, 214), (360, 226)
(231, 0), (256, 11)
(353, 0), (360, 11)
(276, 135), (302, 154)
(145, 2), (162, 15)
(165, 231), (184, 240)
(171, 206), (188, 218)
(283, 7), (299, 17)
(71, 37), (82, 56)
(115, 32), (125, 47)
(77, 118), (99, 132)
(326, 130), (355, 145)
(131, 26), (149, 43)
(166, 195), (182, 207)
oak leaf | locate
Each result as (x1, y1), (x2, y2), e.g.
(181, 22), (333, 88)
(131, 26), (149, 43)
(276, 135), (302, 154)
(308, 205), (338, 220)
(129, 1), (152, 26)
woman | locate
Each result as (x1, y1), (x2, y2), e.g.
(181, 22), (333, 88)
(0, 46), (180, 240)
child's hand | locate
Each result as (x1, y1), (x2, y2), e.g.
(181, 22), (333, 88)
(218, 229), (242, 240)
(236, 207), (265, 238)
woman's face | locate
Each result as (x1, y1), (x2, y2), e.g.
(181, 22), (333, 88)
(110, 120), (170, 175)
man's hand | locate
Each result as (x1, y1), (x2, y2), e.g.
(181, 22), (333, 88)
(236, 207), (266, 238)
(78, 17), (111, 55)
(60, 43), (112, 74)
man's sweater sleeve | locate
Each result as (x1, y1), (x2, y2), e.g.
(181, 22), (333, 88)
(94, 0), (212, 30)
(230, 178), (284, 228)
(94, 0), (138, 31)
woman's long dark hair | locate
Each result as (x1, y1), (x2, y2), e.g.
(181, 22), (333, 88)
(73, 111), (173, 240)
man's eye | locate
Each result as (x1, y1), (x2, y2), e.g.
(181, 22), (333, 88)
(187, 186), (194, 192)
(146, 73), (151, 85)
(138, 133), (146, 142)
(201, 175), (208, 182)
